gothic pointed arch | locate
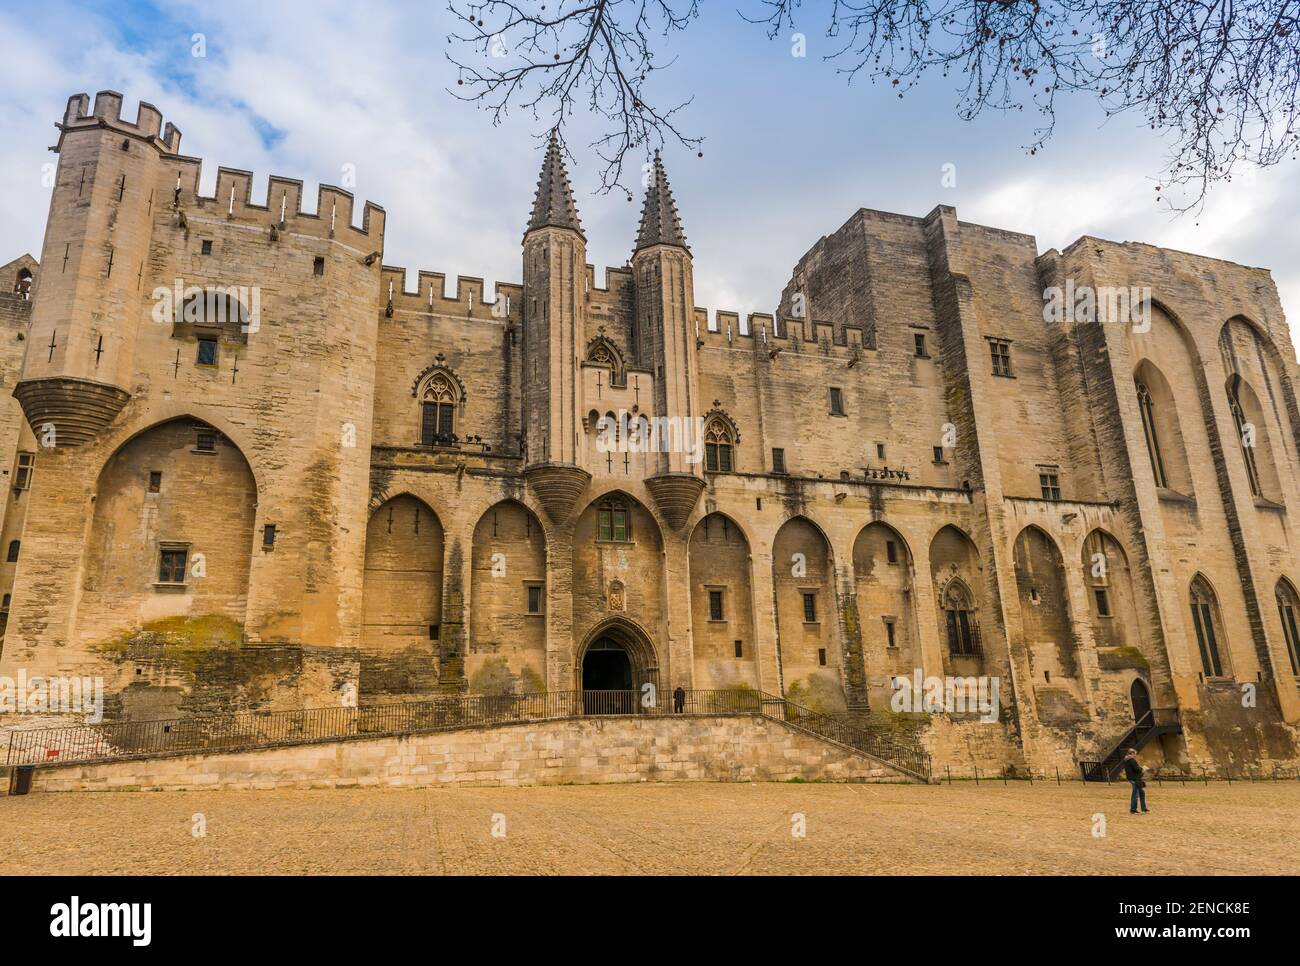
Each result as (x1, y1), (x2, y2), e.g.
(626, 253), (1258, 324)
(1189, 573), (1231, 679)
(573, 491), (666, 676)
(1226, 372), (1282, 503)
(362, 495), (444, 688)
(80, 416), (257, 644)
(929, 525), (987, 668)
(1275, 577), (1300, 676)
(412, 354), (467, 446)
(1013, 525), (1078, 677)
(853, 521), (919, 678)
(468, 500), (547, 694)
(772, 515), (843, 711)
(688, 512), (757, 687)
(1081, 528), (1143, 650)
(1133, 359), (1193, 494)
(702, 402), (740, 474)
(584, 333), (627, 386)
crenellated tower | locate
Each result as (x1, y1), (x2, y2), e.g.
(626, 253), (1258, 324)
(632, 151), (705, 530)
(521, 134), (592, 523)
(16, 92), (180, 446)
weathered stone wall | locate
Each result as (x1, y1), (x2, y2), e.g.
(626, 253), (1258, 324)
(25, 714), (909, 792)
(1, 91), (1297, 782)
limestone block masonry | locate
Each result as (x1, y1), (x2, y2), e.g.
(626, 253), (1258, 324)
(25, 715), (903, 792)
(1, 91), (1299, 779)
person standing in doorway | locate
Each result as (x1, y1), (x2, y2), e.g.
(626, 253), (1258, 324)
(1123, 748), (1149, 814)
(673, 685), (686, 713)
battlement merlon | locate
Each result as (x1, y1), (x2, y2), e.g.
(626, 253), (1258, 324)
(585, 263), (633, 294)
(57, 92), (386, 248)
(378, 266), (522, 323)
(691, 307), (867, 352)
(60, 91), (182, 154)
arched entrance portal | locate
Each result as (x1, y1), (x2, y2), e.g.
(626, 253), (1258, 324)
(583, 638), (634, 691)
(577, 620), (660, 714)
(1130, 678), (1152, 724)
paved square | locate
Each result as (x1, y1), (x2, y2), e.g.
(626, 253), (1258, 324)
(4, 781), (1297, 875)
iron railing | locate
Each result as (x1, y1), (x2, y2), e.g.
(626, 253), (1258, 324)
(1080, 708), (1182, 782)
(3, 688), (932, 780)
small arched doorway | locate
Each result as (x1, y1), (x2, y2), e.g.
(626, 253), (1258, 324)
(1130, 678), (1152, 724)
(577, 619), (659, 714)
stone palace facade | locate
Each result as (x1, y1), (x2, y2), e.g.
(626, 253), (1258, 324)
(1, 90), (1299, 775)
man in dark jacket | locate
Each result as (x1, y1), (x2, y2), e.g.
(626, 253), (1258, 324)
(1122, 748), (1149, 814)
(673, 685), (686, 713)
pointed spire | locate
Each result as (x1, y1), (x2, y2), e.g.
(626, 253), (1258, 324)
(634, 150), (688, 254)
(527, 131), (583, 237)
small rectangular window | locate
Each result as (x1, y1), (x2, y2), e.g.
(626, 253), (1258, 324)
(14, 452), (34, 491)
(829, 387), (845, 416)
(263, 524), (276, 549)
(527, 584), (543, 614)
(734, 640), (743, 658)
(885, 619), (897, 648)
(429, 624), (440, 640)
(817, 648), (827, 667)
(933, 446), (946, 464)
(148, 471), (162, 493)
(914, 333), (928, 357)
(1039, 470), (1061, 501)
(876, 443), (886, 460)
(313, 256), (325, 276)
(1094, 588), (1111, 617)
(708, 590), (724, 621)
(803, 592), (817, 623)
(200, 239), (213, 255)
(195, 432), (216, 453)
(989, 339), (1013, 377)
(886, 540), (898, 564)
(772, 448), (786, 475)
(158, 547), (187, 583)
(196, 338), (218, 366)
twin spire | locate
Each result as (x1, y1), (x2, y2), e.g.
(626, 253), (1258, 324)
(526, 136), (687, 254)
(634, 150), (688, 253)
(527, 131), (584, 236)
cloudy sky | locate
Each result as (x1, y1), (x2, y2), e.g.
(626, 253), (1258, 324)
(1, 0), (1296, 343)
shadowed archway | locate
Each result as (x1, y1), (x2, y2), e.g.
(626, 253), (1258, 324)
(576, 617), (660, 713)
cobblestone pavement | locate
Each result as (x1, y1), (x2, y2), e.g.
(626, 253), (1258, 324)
(3, 781), (1298, 875)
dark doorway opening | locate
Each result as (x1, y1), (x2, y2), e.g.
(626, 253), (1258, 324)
(1130, 678), (1151, 723)
(583, 636), (634, 713)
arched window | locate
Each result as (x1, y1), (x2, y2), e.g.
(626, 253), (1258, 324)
(1136, 381), (1167, 488)
(1228, 383), (1261, 497)
(420, 373), (458, 446)
(5, 540), (18, 563)
(15, 268), (32, 299)
(1276, 580), (1300, 676)
(1190, 576), (1227, 678)
(585, 336), (626, 387)
(596, 498), (631, 542)
(704, 417), (735, 473)
(941, 578), (981, 656)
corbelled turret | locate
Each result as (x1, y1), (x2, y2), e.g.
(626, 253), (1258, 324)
(632, 151), (704, 530)
(521, 132), (590, 523)
(15, 92), (178, 447)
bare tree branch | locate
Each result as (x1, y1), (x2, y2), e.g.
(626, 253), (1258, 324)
(446, 0), (703, 196)
(447, 0), (1300, 211)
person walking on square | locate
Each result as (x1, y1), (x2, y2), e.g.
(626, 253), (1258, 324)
(1123, 748), (1149, 814)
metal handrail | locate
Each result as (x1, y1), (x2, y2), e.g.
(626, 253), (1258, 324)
(1081, 707), (1181, 781)
(3, 688), (932, 779)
